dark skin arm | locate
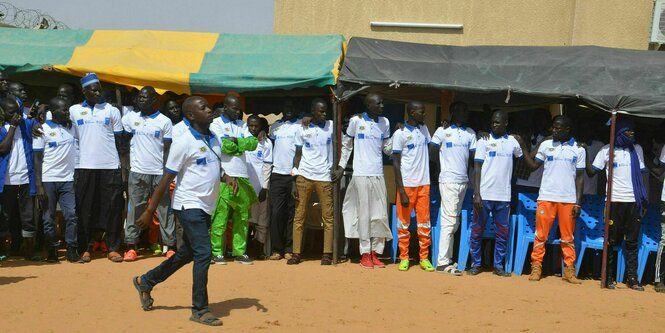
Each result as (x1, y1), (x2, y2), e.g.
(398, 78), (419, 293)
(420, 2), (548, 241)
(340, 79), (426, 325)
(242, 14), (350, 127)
(645, 154), (665, 176)
(583, 145), (599, 177)
(0, 114), (21, 154)
(291, 146), (302, 199)
(118, 133), (130, 191)
(473, 161), (483, 212)
(34, 151), (47, 203)
(573, 170), (584, 218)
(136, 171), (237, 229)
(513, 134), (543, 171)
(392, 153), (409, 207)
(163, 140), (172, 167)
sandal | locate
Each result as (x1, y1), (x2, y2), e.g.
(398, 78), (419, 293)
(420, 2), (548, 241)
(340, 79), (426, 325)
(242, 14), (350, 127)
(81, 251), (91, 263)
(132, 276), (154, 311)
(190, 312), (223, 326)
(108, 251), (123, 263)
(286, 254), (301, 265)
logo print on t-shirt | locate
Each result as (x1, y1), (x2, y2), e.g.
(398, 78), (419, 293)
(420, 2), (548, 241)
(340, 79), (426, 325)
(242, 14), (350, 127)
(445, 133), (452, 137)
(407, 135), (413, 140)
(359, 126), (365, 130)
(134, 122), (140, 126)
(48, 132), (56, 137)
(549, 148), (555, 152)
(199, 146), (207, 153)
(80, 111), (88, 116)
(489, 143), (497, 147)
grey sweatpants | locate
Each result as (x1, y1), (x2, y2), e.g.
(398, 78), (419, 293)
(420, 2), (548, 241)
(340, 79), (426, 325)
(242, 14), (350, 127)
(124, 171), (175, 246)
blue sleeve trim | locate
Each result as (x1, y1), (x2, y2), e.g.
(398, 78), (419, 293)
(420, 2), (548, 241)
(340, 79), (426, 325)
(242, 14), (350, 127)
(430, 143), (440, 148)
(163, 138), (172, 141)
(535, 157), (544, 163)
(263, 161), (273, 164)
(469, 148), (476, 151)
(392, 150), (402, 154)
(474, 159), (484, 163)
(295, 144), (303, 148)
(592, 166), (603, 172)
(641, 168), (647, 173)
(33, 148), (44, 152)
(114, 130), (124, 135)
(164, 167), (178, 175)
(576, 168), (585, 171)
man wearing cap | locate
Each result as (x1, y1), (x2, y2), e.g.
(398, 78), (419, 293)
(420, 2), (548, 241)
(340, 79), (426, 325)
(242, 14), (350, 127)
(585, 119), (647, 291)
(71, 73), (126, 262)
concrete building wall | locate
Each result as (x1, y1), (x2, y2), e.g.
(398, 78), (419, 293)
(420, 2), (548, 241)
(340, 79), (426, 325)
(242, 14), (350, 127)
(275, 0), (655, 49)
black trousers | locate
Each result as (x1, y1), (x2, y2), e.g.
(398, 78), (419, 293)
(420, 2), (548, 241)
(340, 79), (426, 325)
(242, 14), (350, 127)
(269, 173), (295, 254)
(607, 202), (641, 281)
(75, 169), (124, 252)
(2, 185), (34, 250)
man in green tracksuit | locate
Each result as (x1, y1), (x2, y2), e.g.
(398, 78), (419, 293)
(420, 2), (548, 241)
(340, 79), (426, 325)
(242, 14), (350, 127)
(209, 95), (258, 265)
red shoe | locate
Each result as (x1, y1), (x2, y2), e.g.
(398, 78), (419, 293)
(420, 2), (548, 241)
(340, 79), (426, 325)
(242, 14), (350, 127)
(360, 253), (374, 269)
(123, 249), (137, 262)
(165, 250), (176, 259)
(99, 241), (109, 253)
(91, 241), (101, 252)
(371, 251), (385, 268)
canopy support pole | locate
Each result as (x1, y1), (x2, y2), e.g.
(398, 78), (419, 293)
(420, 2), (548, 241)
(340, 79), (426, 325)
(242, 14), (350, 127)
(600, 110), (618, 289)
(332, 95), (341, 265)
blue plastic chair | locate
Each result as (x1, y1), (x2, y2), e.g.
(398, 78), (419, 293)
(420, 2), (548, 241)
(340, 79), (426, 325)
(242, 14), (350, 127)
(457, 192), (515, 273)
(575, 195), (625, 281)
(513, 193), (565, 276)
(637, 204), (661, 283)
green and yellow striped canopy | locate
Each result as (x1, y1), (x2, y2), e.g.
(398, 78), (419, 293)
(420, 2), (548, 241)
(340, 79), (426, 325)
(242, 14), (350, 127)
(0, 28), (344, 94)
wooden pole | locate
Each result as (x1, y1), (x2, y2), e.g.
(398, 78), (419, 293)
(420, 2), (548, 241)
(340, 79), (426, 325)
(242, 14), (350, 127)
(332, 98), (342, 265)
(600, 110), (617, 288)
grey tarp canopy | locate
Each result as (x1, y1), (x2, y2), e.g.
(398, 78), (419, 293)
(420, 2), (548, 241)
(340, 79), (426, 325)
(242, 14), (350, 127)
(338, 37), (665, 118)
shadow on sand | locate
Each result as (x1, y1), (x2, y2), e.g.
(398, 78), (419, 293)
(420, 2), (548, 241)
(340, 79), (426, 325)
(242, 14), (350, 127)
(0, 276), (37, 286)
(153, 298), (268, 318)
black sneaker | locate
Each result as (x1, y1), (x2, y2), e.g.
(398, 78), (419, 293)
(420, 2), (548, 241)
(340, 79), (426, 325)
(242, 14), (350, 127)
(46, 248), (58, 263)
(626, 277), (644, 291)
(493, 267), (511, 277)
(234, 254), (253, 265)
(467, 266), (482, 276)
(211, 255), (226, 265)
(605, 276), (616, 290)
(66, 247), (84, 263)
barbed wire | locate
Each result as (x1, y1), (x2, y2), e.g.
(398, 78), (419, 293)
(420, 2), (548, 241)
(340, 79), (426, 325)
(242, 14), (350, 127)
(0, 1), (68, 29)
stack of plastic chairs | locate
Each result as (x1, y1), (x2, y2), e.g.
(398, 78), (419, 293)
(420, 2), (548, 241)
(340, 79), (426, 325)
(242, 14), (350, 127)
(574, 195), (625, 281)
(637, 204), (661, 282)
(513, 193), (562, 276)
(457, 191), (515, 272)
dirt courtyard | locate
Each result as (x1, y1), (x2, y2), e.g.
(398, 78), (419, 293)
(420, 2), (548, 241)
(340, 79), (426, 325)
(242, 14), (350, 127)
(1, 253), (664, 333)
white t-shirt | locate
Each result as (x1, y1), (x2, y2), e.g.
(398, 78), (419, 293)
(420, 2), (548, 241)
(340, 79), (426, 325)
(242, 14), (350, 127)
(4, 125), (29, 185)
(122, 105), (135, 117)
(270, 118), (302, 175)
(346, 113), (390, 177)
(245, 138), (273, 195)
(430, 124), (476, 183)
(70, 101), (123, 169)
(474, 134), (523, 202)
(583, 140), (604, 195)
(33, 121), (78, 182)
(535, 138), (586, 204)
(593, 144), (646, 202)
(210, 115), (251, 178)
(172, 118), (190, 139)
(392, 123), (431, 187)
(294, 120), (334, 182)
(166, 127), (222, 215)
(516, 134), (545, 188)
(122, 111), (173, 175)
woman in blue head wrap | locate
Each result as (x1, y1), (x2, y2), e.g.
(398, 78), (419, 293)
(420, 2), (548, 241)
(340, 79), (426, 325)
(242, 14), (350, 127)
(585, 118), (647, 291)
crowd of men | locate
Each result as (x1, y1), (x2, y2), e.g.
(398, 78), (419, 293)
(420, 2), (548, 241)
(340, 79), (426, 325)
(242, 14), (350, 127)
(1, 71), (665, 325)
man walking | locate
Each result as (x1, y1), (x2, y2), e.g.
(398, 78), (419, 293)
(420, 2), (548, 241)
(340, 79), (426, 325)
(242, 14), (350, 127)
(132, 96), (235, 326)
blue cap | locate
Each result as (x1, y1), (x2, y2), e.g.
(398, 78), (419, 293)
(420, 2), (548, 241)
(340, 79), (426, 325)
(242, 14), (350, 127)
(80, 73), (100, 88)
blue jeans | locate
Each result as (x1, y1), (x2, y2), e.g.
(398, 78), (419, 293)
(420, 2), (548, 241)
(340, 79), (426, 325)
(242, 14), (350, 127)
(470, 200), (511, 269)
(140, 208), (212, 316)
(43, 181), (78, 248)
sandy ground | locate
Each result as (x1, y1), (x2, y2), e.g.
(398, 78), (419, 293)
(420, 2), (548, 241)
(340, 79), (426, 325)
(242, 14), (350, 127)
(1, 252), (664, 333)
